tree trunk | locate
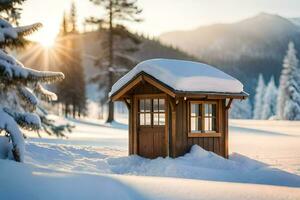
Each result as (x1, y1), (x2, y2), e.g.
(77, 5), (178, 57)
(72, 104), (76, 118)
(107, 100), (114, 123)
(106, 0), (114, 123)
(78, 107), (81, 118)
(64, 103), (68, 118)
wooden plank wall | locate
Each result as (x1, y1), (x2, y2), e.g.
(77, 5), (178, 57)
(174, 98), (226, 158)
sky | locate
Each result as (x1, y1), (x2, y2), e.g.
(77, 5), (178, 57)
(20, 0), (300, 44)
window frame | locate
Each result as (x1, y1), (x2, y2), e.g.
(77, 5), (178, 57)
(188, 100), (221, 137)
(137, 96), (166, 127)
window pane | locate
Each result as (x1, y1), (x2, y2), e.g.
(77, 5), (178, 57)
(212, 104), (216, 117)
(205, 104), (212, 116)
(191, 103), (201, 117)
(159, 99), (165, 112)
(211, 118), (216, 131)
(153, 99), (159, 112)
(191, 117), (195, 131)
(139, 100), (144, 112)
(145, 113), (151, 125)
(204, 118), (212, 131)
(191, 117), (201, 132)
(153, 113), (159, 125)
(204, 117), (217, 132)
(145, 99), (151, 112)
(159, 113), (165, 125)
(139, 114), (144, 125)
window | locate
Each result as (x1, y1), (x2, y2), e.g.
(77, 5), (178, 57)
(139, 98), (165, 126)
(189, 101), (217, 134)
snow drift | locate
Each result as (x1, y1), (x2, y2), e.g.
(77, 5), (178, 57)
(25, 143), (300, 188)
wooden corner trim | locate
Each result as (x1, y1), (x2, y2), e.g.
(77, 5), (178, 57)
(225, 98), (233, 110)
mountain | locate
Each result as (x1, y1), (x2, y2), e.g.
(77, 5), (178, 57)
(160, 13), (300, 99)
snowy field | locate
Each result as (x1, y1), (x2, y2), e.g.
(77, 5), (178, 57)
(0, 117), (300, 200)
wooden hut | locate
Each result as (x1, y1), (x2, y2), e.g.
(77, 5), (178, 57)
(110, 59), (248, 158)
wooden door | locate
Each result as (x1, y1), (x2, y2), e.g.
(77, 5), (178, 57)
(136, 95), (168, 158)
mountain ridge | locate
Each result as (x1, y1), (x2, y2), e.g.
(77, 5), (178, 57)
(159, 13), (300, 99)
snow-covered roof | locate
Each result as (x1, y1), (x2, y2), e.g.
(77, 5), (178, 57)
(110, 59), (244, 97)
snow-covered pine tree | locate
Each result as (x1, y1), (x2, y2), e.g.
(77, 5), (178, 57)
(0, 19), (64, 162)
(87, 0), (142, 123)
(261, 76), (278, 120)
(229, 99), (252, 119)
(277, 42), (300, 120)
(253, 74), (265, 119)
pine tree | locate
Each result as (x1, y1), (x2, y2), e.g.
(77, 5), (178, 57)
(229, 99), (252, 119)
(56, 3), (86, 118)
(277, 42), (300, 120)
(253, 74), (266, 119)
(261, 76), (278, 120)
(70, 1), (77, 33)
(0, 19), (64, 162)
(87, 0), (142, 123)
(0, 0), (25, 25)
(0, 0), (36, 48)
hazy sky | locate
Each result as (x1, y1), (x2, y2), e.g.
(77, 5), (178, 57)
(20, 0), (300, 43)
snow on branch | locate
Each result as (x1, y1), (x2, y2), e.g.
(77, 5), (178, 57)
(17, 86), (38, 111)
(3, 107), (41, 131)
(14, 23), (42, 37)
(0, 18), (42, 44)
(26, 69), (65, 83)
(0, 108), (24, 162)
(34, 83), (57, 101)
(0, 50), (64, 84)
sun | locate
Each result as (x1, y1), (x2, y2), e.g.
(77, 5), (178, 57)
(39, 37), (56, 48)
(37, 32), (57, 48)
(29, 27), (57, 48)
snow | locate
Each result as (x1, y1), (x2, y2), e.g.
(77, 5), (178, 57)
(0, 136), (9, 159)
(1, 117), (300, 199)
(0, 159), (299, 200)
(0, 49), (64, 83)
(0, 108), (25, 162)
(18, 86), (38, 108)
(110, 59), (244, 96)
(0, 18), (42, 42)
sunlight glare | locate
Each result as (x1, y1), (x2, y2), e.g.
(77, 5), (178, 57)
(39, 37), (56, 48)
(28, 23), (58, 48)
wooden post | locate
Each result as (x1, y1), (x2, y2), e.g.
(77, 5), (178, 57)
(224, 98), (233, 158)
(169, 97), (177, 157)
(164, 97), (169, 157)
(224, 109), (229, 158)
(123, 98), (133, 154)
(133, 96), (138, 154)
